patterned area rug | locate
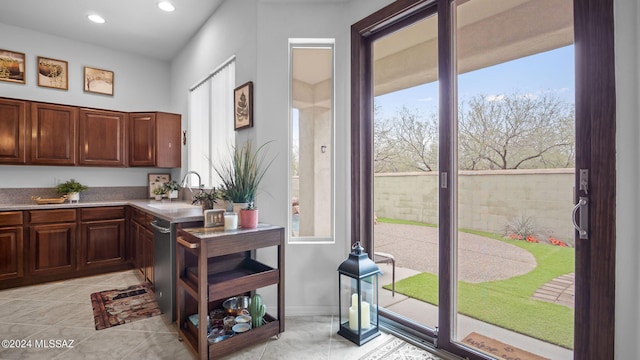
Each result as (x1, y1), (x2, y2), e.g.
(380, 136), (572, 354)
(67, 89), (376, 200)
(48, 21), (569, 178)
(90, 283), (161, 330)
(358, 337), (443, 360)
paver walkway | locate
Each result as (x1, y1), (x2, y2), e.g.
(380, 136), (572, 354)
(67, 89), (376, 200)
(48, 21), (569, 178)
(531, 272), (575, 308)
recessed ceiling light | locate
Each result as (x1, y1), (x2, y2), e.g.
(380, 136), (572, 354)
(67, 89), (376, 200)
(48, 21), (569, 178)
(158, 1), (176, 12)
(88, 14), (106, 24)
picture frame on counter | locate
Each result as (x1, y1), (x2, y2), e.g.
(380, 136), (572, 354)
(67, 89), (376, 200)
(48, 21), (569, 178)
(84, 66), (114, 95)
(234, 81), (253, 130)
(37, 56), (68, 90)
(0, 49), (26, 84)
(148, 173), (170, 198)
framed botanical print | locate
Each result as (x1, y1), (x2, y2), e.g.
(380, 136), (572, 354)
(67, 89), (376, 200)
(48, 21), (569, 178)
(234, 81), (253, 130)
(0, 49), (25, 84)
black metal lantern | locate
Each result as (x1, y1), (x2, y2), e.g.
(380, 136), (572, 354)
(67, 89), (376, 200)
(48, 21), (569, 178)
(337, 241), (381, 345)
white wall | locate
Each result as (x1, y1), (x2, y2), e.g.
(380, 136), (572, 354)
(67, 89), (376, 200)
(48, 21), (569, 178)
(0, 22), (177, 188)
(614, 0), (640, 357)
(169, 0), (393, 315)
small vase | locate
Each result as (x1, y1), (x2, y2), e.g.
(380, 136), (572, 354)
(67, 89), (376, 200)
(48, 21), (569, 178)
(155, 194), (163, 201)
(169, 190), (178, 199)
(239, 209), (259, 229)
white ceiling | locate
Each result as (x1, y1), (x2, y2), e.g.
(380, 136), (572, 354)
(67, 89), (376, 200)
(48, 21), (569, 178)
(0, 0), (225, 61)
(0, 0), (352, 62)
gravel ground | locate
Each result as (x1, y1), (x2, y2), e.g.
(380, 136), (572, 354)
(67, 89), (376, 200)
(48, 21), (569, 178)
(373, 222), (536, 283)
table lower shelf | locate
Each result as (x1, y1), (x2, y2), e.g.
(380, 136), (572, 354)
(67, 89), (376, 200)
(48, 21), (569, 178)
(179, 313), (281, 359)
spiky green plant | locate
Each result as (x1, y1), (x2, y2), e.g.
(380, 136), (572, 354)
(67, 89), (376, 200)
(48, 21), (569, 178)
(214, 141), (275, 204)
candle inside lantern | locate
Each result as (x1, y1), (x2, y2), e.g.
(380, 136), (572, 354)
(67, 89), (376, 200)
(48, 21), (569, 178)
(348, 293), (371, 330)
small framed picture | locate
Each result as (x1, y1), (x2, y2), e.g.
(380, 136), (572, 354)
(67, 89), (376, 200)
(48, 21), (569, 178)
(234, 81), (253, 130)
(0, 49), (26, 84)
(84, 66), (114, 95)
(148, 173), (170, 198)
(37, 56), (68, 90)
(204, 209), (225, 228)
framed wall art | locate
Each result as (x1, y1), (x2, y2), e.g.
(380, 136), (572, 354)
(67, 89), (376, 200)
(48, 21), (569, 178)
(234, 81), (253, 130)
(148, 173), (170, 198)
(37, 56), (68, 90)
(0, 49), (25, 84)
(84, 66), (114, 95)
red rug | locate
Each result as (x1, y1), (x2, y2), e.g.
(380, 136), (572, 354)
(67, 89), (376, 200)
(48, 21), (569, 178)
(90, 283), (161, 330)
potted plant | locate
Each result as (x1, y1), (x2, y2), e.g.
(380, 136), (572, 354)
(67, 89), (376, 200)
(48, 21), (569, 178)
(239, 202), (259, 229)
(162, 180), (181, 199)
(55, 179), (88, 202)
(192, 187), (220, 210)
(152, 186), (166, 200)
(214, 140), (275, 214)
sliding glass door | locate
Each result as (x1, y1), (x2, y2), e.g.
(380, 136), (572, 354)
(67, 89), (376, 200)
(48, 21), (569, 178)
(352, 0), (616, 358)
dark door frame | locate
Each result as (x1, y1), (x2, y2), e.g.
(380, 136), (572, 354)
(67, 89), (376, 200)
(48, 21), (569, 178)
(350, 0), (616, 358)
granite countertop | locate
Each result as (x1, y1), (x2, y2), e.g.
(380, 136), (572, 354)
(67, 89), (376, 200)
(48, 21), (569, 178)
(0, 199), (207, 223)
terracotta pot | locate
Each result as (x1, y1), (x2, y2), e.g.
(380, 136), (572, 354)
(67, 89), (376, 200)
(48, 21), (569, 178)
(239, 209), (258, 229)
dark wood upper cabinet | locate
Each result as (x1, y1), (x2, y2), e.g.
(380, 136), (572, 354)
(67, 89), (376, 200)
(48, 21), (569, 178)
(30, 102), (78, 166)
(0, 98), (28, 164)
(79, 109), (127, 167)
(129, 112), (181, 168)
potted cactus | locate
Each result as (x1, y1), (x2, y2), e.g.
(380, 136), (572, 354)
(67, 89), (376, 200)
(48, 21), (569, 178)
(248, 293), (265, 328)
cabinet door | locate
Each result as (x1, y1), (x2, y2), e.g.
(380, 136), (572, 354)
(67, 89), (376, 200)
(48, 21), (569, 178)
(155, 112), (181, 168)
(80, 219), (125, 269)
(28, 223), (77, 276)
(30, 102), (78, 165)
(0, 227), (23, 281)
(0, 98), (27, 164)
(142, 227), (154, 285)
(79, 109), (127, 166)
(129, 113), (156, 167)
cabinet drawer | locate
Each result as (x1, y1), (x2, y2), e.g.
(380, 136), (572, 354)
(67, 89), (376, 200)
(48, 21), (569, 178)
(28, 209), (76, 224)
(80, 207), (125, 221)
(0, 212), (23, 227)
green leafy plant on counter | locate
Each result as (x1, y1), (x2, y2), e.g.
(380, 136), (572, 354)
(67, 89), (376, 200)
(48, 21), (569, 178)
(55, 179), (88, 194)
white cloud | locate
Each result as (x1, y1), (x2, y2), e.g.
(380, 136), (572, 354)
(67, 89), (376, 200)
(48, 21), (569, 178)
(485, 94), (505, 102)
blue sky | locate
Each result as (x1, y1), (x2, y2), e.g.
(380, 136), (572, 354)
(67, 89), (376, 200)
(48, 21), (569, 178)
(375, 45), (575, 117)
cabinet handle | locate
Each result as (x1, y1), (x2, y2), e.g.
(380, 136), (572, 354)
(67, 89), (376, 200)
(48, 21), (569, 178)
(177, 236), (199, 249)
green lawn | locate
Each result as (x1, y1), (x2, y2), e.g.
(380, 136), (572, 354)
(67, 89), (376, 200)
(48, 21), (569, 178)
(379, 218), (575, 349)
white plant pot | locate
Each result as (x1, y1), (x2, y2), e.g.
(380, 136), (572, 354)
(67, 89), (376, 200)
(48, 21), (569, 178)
(169, 190), (178, 199)
(155, 194), (163, 201)
(68, 192), (80, 203)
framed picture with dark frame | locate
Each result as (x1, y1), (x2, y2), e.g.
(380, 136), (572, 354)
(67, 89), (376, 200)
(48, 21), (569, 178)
(37, 56), (68, 90)
(0, 49), (26, 84)
(234, 81), (253, 130)
(84, 66), (114, 95)
(148, 173), (170, 198)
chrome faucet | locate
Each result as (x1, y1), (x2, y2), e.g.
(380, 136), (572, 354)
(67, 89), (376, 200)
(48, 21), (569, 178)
(180, 171), (203, 192)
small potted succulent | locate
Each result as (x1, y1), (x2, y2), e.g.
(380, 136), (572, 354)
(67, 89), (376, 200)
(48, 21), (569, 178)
(152, 186), (166, 200)
(162, 180), (181, 199)
(55, 179), (88, 202)
(239, 202), (259, 229)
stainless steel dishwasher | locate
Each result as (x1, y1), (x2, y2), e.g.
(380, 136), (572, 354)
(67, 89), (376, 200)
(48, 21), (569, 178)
(149, 218), (176, 322)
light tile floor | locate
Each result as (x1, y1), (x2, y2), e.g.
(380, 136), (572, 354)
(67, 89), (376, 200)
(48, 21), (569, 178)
(0, 270), (443, 360)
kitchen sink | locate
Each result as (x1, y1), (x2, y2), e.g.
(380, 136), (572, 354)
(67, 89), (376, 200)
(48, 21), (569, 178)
(147, 202), (201, 210)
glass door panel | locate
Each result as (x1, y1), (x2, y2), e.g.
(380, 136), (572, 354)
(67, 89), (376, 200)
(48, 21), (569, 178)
(372, 14), (440, 330)
(453, 1), (575, 359)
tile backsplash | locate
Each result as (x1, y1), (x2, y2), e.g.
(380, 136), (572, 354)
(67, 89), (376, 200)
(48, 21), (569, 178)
(0, 186), (149, 204)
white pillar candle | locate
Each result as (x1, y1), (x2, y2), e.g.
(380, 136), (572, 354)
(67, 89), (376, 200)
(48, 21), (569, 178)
(349, 306), (358, 330)
(224, 212), (238, 230)
(351, 293), (358, 308)
(361, 301), (370, 329)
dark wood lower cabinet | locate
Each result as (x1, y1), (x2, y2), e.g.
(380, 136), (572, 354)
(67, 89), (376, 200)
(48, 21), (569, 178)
(0, 207), (134, 290)
(80, 219), (126, 268)
(28, 222), (77, 276)
(0, 226), (23, 281)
